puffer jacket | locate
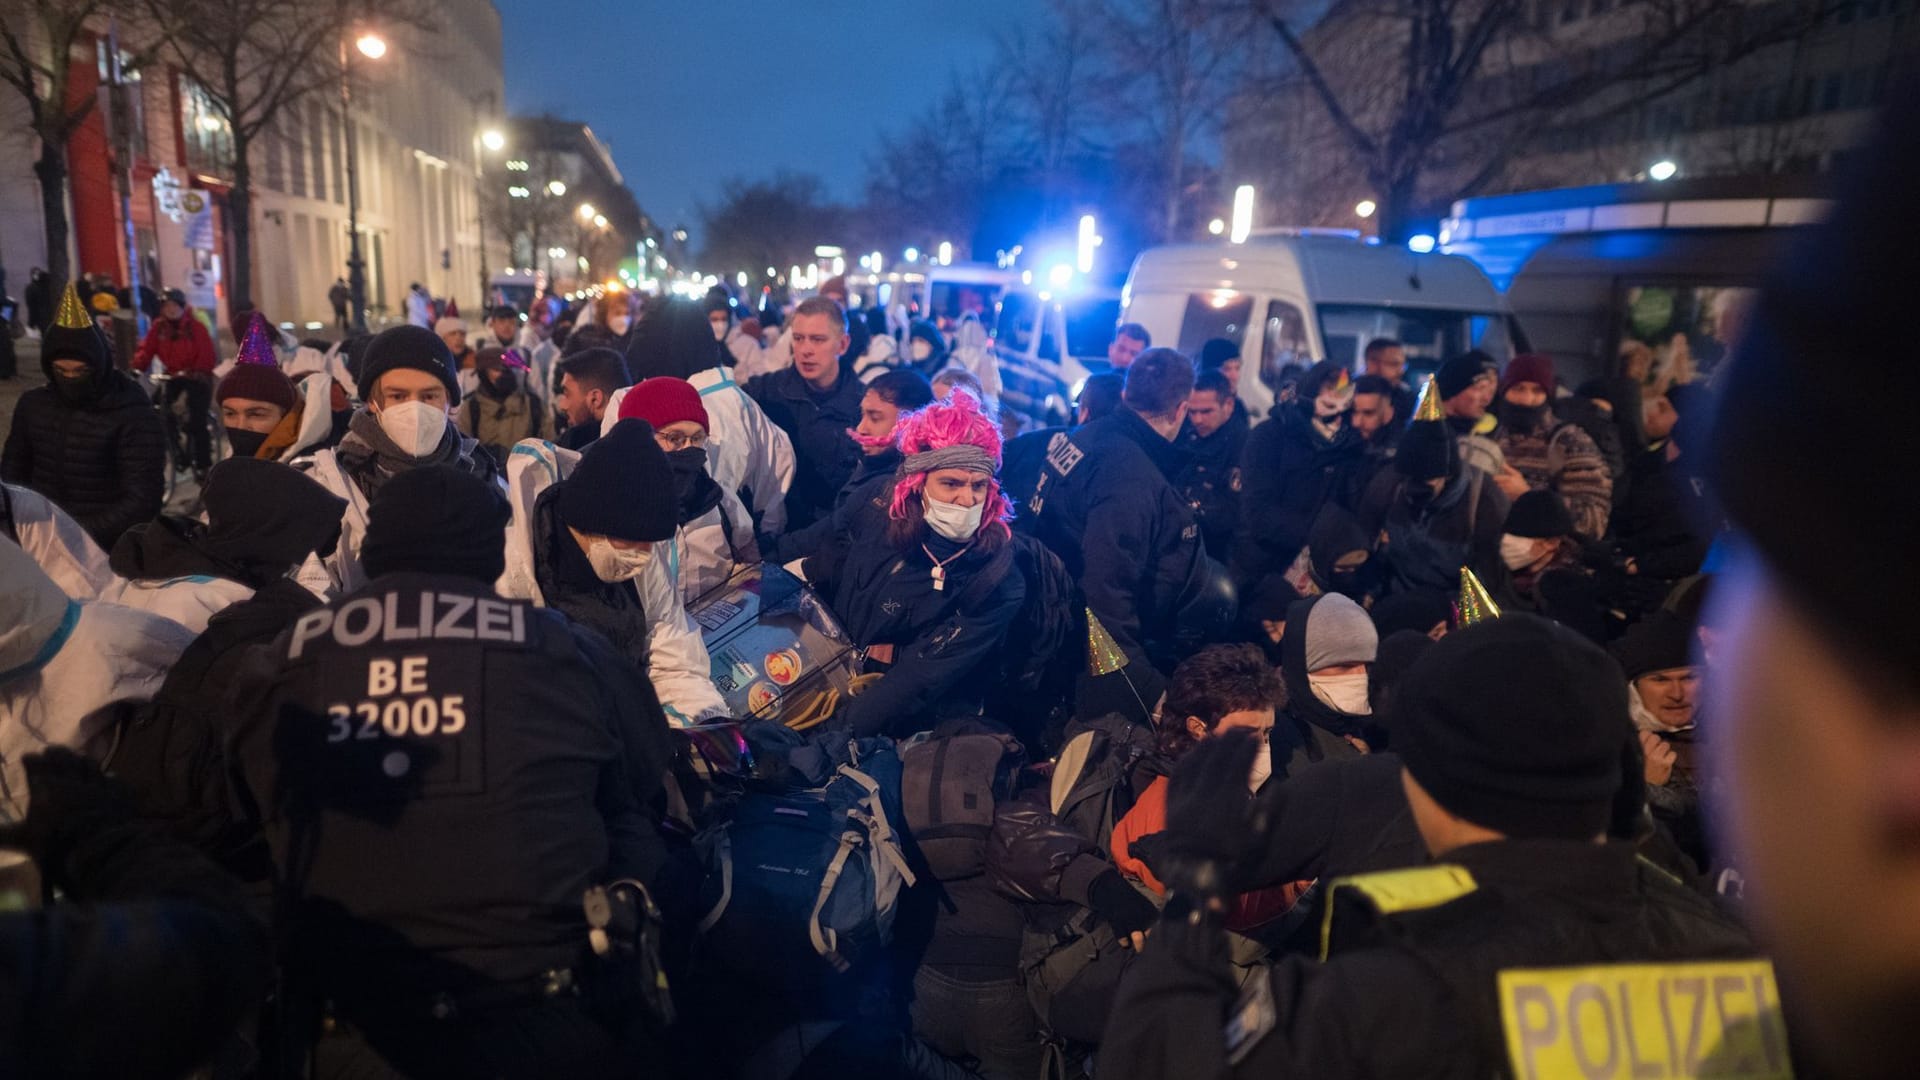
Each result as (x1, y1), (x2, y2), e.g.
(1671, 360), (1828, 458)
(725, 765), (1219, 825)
(0, 482), (117, 598)
(1, 368), (165, 551)
(0, 538), (193, 826)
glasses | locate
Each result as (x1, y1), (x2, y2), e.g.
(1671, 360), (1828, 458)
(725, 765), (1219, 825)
(656, 430), (708, 450)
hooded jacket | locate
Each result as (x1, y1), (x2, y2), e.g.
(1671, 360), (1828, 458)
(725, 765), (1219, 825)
(1357, 461), (1509, 597)
(497, 439), (727, 726)
(0, 539), (193, 825)
(133, 308), (216, 375)
(1231, 396), (1366, 590)
(1275, 594), (1375, 774)
(0, 481), (116, 598)
(1493, 407), (1613, 541)
(104, 517), (257, 635)
(2, 334), (166, 550)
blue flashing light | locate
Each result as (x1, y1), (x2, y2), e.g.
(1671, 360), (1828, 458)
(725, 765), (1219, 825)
(1407, 234), (1437, 254)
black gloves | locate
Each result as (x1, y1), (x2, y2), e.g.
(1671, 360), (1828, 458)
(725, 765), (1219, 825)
(1139, 730), (1271, 901)
(1088, 869), (1162, 935)
(0, 748), (139, 887)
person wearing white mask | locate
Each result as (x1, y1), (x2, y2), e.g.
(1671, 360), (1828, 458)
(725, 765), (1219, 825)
(1275, 592), (1380, 773)
(815, 390), (1026, 738)
(300, 324), (499, 596)
(498, 419), (726, 725)
(1490, 488), (1608, 644)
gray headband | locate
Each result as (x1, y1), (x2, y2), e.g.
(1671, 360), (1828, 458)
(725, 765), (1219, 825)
(899, 444), (996, 478)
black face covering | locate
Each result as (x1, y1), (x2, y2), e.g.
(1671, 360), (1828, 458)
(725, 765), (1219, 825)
(52, 371), (95, 405)
(483, 370), (519, 397)
(667, 446), (723, 524)
(1499, 400), (1549, 432)
(225, 427), (270, 459)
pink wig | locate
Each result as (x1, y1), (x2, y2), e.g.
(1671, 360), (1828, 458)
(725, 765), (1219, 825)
(887, 389), (1015, 539)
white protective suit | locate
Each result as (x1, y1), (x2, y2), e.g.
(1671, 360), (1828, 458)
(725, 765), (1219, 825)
(105, 574), (254, 636)
(1, 482), (118, 598)
(495, 440), (728, 726)
(0, 538), (193, 824)
(603, 367), (794, 536)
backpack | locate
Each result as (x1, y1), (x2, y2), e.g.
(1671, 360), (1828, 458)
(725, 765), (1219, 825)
(1018, 714), (1165, 1042)
(694, 726), (916, 995)
(899, 726), (1024, 882)
(949, 533), (1079, 748)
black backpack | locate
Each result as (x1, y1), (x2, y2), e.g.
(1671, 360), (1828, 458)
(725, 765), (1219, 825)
(950, 534), (1080, 749)
(900, 726), (1025, 882)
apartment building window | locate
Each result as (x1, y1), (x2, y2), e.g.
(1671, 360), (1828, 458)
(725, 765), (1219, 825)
(309, 101), (329, 202)
(180, 78), (234, 180)
(262, 124), (285, 192)
(287, 110), (307, 197)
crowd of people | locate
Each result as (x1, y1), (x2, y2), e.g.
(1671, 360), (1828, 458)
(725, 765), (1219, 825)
(1, 101), (1916, 1079)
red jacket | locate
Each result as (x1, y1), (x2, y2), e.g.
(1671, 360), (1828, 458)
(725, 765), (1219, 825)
(134, 310), (217, 375)
(1111, 774), (1310, 933)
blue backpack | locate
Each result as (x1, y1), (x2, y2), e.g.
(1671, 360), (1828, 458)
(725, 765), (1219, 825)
(694, 725), (916, 992)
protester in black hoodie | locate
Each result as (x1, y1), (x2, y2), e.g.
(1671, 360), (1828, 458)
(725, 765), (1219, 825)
(2, 283), (165, 550)
(1273, 593), (1379, 776)
(1359, 403), (1507, 597)
(1230, 360), (1365, 594)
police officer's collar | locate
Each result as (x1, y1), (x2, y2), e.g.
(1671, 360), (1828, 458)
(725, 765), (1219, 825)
(1441, 837), (1640, 896)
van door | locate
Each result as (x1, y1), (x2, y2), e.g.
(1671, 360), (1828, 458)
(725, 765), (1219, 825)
(1239, 296), (1315, 422)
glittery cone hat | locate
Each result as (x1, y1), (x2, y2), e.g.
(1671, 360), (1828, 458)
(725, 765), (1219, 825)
(54, 281), (91, 329)
(1413, 376), (1445, 421)
(236, 312), (279, 366)
(1456, 566), (1503, 626)
(1087, 609), (1130, 676)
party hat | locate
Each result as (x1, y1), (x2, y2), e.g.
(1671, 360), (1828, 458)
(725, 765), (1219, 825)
(444, 298), (460, 318)
(1332, 367), (1350, 392)
(236, 312), (279, 366)
(1087, 609), (1129, 676)
(54, 282), (90, 329)
(1456, 567), (1503, 626)
(1413, 377), (1444, 421)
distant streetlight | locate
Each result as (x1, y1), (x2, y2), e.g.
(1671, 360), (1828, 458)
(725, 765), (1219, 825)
(673, 227), (689, 243)
(1355, 200), (1377, 219)
(1649, 159), (1678, 181)
(481, 128), (505, 152)
(1207, 218), (1225, 236)
(1076, 214), (1098, 274)
(869, 251), (883, 275)
(1230, 185), (1256, 244)
(736, 271), (749, 287)
(593, 214), (608, 229)
(937, 241), (953, 265)
(577, 202), (596, 220)
(547, 179), (567, 197)
(766, 266), (777, 276)
(355, 32), (386, 59)
(904, 246), (920, 262)
(342, 28), (388, 334)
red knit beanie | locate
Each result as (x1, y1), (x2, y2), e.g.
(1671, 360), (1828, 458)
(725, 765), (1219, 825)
(617, 376), (709, 432)
(216, 362), (297, 412)
(1499, 353), (1556, 397)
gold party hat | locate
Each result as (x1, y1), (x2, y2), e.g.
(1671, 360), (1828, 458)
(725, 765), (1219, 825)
(1457, 567), (1503, 626)
(53, 282), (90, 329)
(1414, 377), (1444, 421)
(1087, 609), (1130, 676)
(1332, 367), (1350, 392)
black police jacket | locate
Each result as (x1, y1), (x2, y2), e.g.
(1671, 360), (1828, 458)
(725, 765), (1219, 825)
(1230, 405), (1365, 590)
(1024, 409), (1207, 697)
(745, 365), (864, 531)
(1177, 415), (1248, 564)
(1101, 839), (1779, 1080)
(227, 571), (672, 996)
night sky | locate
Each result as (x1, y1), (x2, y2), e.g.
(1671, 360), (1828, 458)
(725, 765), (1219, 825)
(492, 0), (1043, 247)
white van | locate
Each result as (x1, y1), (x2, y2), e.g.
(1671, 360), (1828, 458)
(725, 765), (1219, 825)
(1122, 233), (1523, 421)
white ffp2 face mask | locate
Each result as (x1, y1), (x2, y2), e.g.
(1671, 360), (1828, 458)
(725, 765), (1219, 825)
(1309, 671), (1372, 716)
(1500, 533), (1538, 570)
(377, 400), (449, 458)
(911, 340), (934, 361)
(1247, 740), (1272, 793)
(586, 539), (653, 582)
(923, 495), (985, 542)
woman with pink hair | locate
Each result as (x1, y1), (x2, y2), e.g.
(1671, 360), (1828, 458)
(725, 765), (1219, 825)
(820, 390), (1027, 737)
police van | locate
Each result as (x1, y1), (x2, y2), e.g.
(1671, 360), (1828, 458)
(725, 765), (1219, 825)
(1121, 232), (1522, 422)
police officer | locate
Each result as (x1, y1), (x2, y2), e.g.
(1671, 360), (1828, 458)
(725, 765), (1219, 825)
(227, 466), (675, 1078)
(1100, 614), (1784, 1079)
(1025, 348), (1212, 722)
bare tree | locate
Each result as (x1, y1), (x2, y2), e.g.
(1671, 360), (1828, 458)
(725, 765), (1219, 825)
(699, 172), (838, 286)
(480, 147), (573, 271)
(862, 65), (1020, 251)
(1251, 0), (1841, 239)
(0, 0), (152, 285)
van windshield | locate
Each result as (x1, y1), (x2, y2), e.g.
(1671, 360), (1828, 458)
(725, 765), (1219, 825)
(1317, 304), (1512, 379)
(1176, 292), (1254, 357)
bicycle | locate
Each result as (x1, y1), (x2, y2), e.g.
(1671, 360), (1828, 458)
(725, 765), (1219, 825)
(149, 370), (224, 507)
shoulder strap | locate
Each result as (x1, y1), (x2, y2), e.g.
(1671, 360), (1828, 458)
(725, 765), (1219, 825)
(951, 539), (1018, 619)
(1319, 864), (1478, 960)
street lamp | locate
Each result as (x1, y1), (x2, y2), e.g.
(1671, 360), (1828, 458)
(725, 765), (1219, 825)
(578, 202), (596, 221)
(1355, 200), (1377, 219)
(341, 28), (387, 334)
(1207, 218), (1225, 236)
(592, 214), (608, 229)
(1649, 159), (1678, 181)
(546, 179), (567, 197)
(1230, 185), (1256, 244)
(481, 128), (505, 152)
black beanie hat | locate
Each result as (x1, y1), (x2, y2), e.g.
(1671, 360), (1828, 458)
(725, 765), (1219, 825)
(358, 324), (461, 405)
(1371, 589), (1452, 638)
(1611, 613), (1696, 681)
(202, 458), (347, 575)
(1369, 629), (1437, 741)
(1395, 419), (1455, 481)
(1197, 337), (1241, 371)
(1504, 490), (1574, 539)
(1707, 92), (1920, 695)
(362, 466), (509, 583)
(558, 419), (677, 542)
(1394, 613), (1628, 840)
(41, 322), (112, 377)
(1434, 351), (1495, 402)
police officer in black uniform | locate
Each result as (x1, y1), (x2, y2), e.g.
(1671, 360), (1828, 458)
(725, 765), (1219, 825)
(1100, 613), (1786, 1080)
(227, 466), (675, 1079)
(1024, 348), (1211, 722)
